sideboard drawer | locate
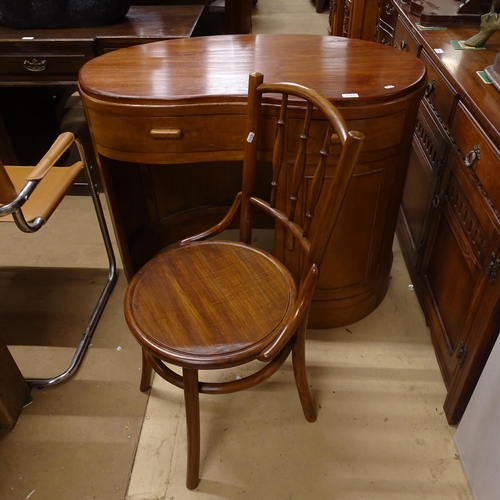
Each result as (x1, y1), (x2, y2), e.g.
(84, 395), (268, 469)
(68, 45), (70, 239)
(420, 49), (457, 126)
(0, 43), (93, 83)
(451, 100), (500, 213)
(393, 16), (421, 56)
(377, 23), (394, 46)
(378, 0), (397, 30)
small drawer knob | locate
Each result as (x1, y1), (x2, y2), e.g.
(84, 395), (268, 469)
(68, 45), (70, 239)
(150, 128), (182, 139)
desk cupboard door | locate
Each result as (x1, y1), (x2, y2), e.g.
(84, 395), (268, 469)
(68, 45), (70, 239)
(418, 153), (500, 423)
(277, 151), (397, 328)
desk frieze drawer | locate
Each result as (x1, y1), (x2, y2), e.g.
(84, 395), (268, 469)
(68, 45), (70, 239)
(451, 101), (500, 215)
(86, 109), (250, 161)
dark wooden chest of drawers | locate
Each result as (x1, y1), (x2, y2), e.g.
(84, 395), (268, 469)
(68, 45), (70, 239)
(378, 0), (500, 424)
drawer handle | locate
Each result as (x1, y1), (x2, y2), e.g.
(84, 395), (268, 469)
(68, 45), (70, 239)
(424, 79), (436, 98)
(464, 145), (480, 168)
(385, 3), (394, 16)
(394, 38), (408, 50)
(23, 58), (47, 72)
(432, 191), (444, 208)
(150, 128), (182, 139)
(486, 252), (500, 285)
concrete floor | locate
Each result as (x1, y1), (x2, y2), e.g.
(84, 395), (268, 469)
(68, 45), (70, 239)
(0, 1), (472, 499)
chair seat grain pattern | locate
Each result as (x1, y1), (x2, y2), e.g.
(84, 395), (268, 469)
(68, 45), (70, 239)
(127, 241), (296, 367)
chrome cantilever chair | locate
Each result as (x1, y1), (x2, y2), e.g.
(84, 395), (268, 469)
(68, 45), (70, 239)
(124, 72), (364, 489)
(0, 132), (117, 388)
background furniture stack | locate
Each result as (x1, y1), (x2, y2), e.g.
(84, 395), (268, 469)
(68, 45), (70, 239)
(328, 0), (379, 39)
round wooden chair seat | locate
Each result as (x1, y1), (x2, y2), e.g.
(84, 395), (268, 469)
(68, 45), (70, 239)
(125, 240), (297, 369)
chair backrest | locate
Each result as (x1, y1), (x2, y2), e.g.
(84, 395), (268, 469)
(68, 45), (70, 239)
(240, 72), (365, 288)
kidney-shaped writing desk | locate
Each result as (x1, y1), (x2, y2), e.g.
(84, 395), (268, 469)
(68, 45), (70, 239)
(78, 34), (426, 328)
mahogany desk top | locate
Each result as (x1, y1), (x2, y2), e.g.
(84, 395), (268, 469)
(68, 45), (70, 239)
(79, 33), (425, 106)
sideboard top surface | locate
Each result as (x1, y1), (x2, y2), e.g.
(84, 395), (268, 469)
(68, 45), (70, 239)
(396, 1), (500, 145)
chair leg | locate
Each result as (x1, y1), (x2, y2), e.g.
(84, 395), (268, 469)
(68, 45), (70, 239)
(26, 139), (117, 388)
(316, 0), (325, 13)
(140, 349), (154, 392)
(292, 322), (317, 423)
(183, 368), (201, 490)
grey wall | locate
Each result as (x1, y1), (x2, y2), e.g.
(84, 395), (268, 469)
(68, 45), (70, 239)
(455, 334), (500, 500)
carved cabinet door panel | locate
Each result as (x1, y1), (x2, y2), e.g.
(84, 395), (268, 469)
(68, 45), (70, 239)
(329, 0), (345, 36)
(398, 103), (448, 271)
(419, 152), (500, 397)
(443, 254), (500, 424)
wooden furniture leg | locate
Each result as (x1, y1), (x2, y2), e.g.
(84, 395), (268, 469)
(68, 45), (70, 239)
(140, 348), (154, 392)
(316, 0), (326, 13)
(184, 368), (201, 490)
(292, 322), (317, 423)
(0, 337), (30, 429)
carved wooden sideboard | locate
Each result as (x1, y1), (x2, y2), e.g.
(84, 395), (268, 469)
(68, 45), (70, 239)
(377, 0), (500, 423)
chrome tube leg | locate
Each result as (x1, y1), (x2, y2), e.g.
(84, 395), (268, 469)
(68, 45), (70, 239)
(26, 139), (117, 388)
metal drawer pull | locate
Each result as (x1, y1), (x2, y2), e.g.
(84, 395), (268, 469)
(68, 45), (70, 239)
(432, 190), (444, 208)
(464, 145), (480, 167)
(424, 79), (436, 97)
(23, 58), (47, 72)
(395, 38), (407, 50)
(150, 128), (182, 139)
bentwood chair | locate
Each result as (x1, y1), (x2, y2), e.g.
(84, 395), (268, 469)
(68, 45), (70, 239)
(0, 132), (117, 388)
(124, 72), (364, 489)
